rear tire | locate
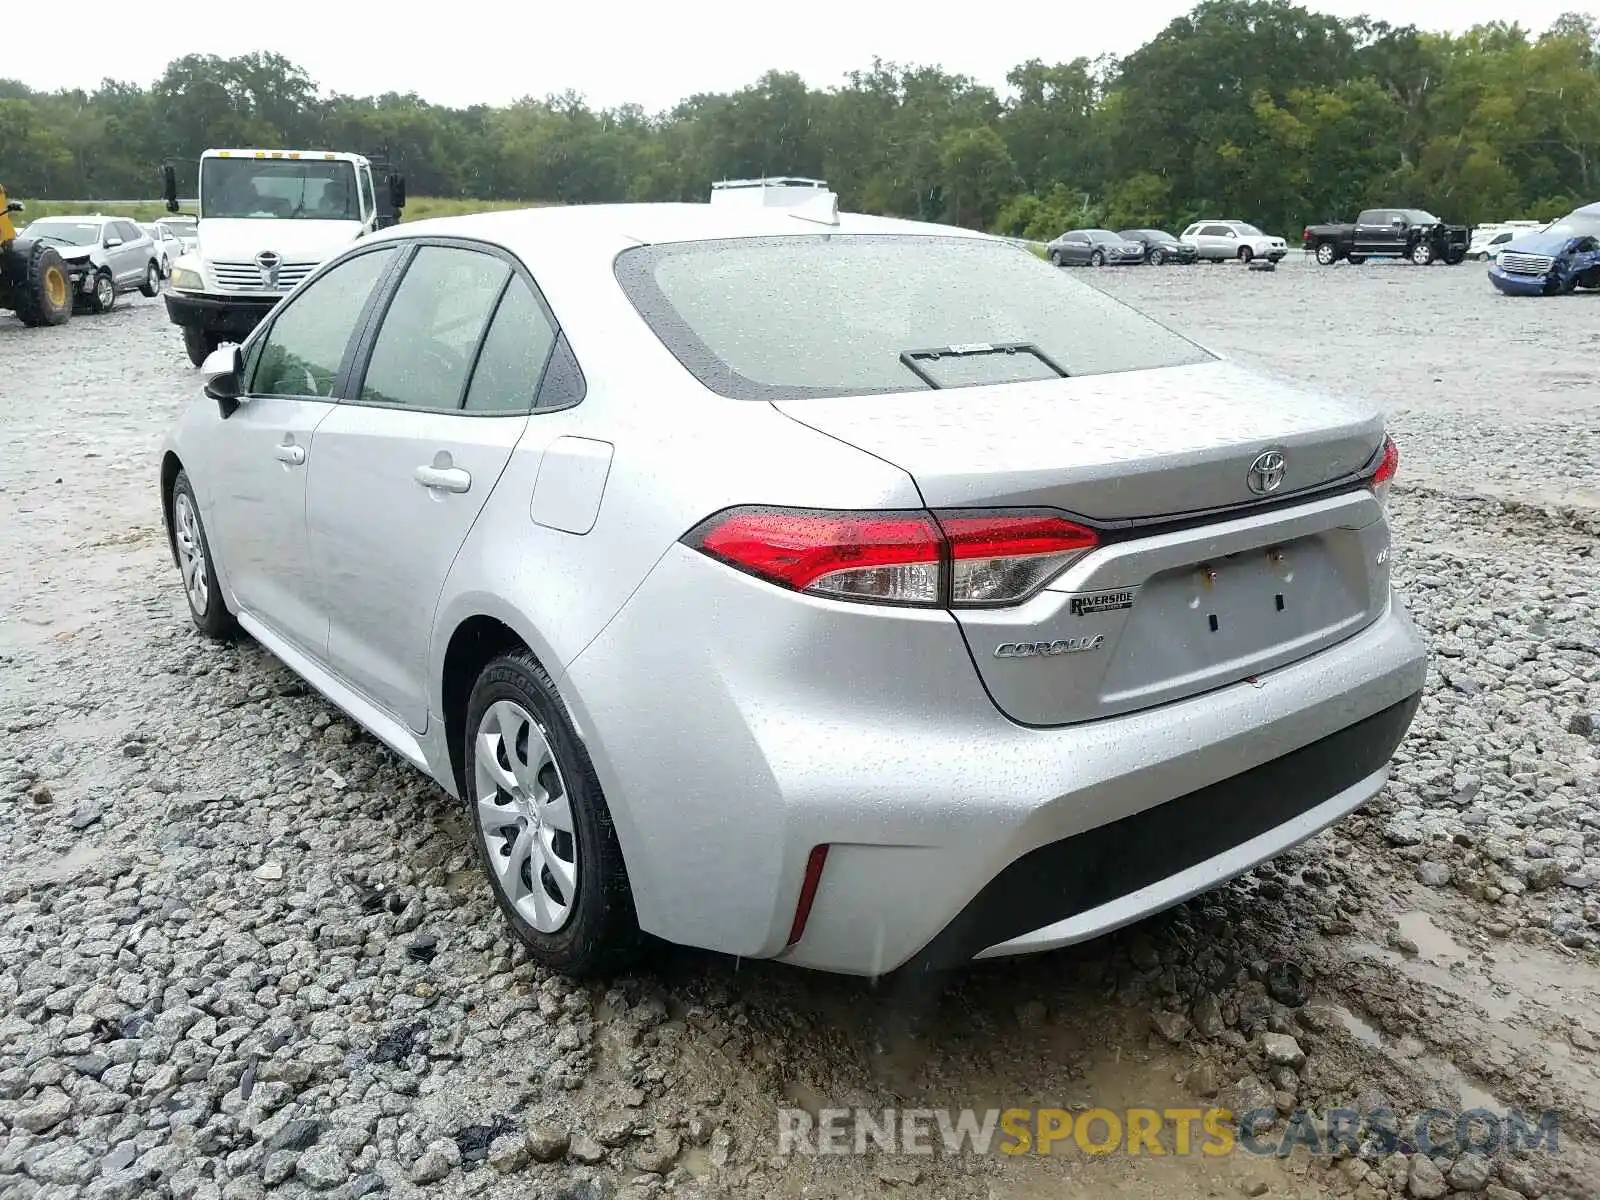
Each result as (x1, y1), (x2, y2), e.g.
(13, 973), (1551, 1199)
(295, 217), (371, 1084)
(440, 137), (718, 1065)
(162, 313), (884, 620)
(182, 326), (221, 367)
(7, 242), (73, 326)
(465, 650), (642, 977)
(139, 262), (161, 298)
(170, 470), (237, 640)
(1348, 254), (1367, 265)
(87, 270), (115, 314)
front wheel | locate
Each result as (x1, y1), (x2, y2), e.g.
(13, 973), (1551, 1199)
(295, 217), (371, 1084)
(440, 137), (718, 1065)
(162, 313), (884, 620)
(1149, 248), (1165, 265)
(1314, 242), (1338, 266)
(1088, 250), (1105, 267)
(182, 326), (222, 367)
(1410, 241), (1434, 265)
(466, 651), (642, 976)
(1048, 250), (1062, 267)
(170, 471), (236, 640)
(87, 271), (115, 314)
(139, 262), (161, 298)
(7, 242), (73, 326)
(1237, 245), (1254, 264)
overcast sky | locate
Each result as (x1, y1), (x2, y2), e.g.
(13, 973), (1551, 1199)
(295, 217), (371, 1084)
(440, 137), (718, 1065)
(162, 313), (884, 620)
(17, 0), (1586, 112)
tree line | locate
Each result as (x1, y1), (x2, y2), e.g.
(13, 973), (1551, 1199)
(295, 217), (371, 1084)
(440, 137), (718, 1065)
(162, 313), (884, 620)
(3, 0), (1597, 238)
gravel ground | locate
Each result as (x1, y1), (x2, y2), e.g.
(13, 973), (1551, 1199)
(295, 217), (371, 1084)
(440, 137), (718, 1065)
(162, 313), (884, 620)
(1, 263), (1597, 1200)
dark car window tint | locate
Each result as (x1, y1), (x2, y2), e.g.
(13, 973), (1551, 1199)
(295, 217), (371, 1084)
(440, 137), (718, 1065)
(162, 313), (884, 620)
(251, 247), (397, 398)
(616, 234), (1214, 402)
(464, 276), (558, 414)
(360, 246), (510, 411)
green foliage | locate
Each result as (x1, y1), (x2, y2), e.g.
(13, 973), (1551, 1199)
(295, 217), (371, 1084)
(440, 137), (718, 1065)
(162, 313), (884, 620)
(2, 3), (1597, 237)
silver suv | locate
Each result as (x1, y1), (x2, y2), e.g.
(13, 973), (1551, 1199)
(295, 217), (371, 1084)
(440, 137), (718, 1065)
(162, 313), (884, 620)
(1180, 220), (1289, 263)
(19, 215), (162, 312)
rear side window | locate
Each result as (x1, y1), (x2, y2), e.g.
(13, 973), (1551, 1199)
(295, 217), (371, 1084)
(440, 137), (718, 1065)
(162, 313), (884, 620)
(614, 234), (1214, 402)
(358, 246), (510, 411)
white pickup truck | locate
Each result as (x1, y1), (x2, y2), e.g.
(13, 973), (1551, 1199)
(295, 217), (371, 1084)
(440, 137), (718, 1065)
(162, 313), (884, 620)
(161, 148), (405, 365)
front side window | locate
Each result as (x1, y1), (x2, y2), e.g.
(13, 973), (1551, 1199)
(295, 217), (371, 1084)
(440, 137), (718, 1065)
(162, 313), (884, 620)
(251, 247), (398, 398)
(615, 234), (1214, 402)
(358, 246), (511, 411)
(200, 157), (360, 221)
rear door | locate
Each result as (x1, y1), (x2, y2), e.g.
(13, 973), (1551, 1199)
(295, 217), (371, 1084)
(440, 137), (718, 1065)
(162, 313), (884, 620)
(117, 221), (147, 283)
(1355, 210), (1396, 257)
(305, 240), (560, 731)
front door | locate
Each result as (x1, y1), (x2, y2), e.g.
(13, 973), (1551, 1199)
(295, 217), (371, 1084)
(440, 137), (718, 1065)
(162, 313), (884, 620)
(208, 244), (402, 656)
(307, 243), (559, 731)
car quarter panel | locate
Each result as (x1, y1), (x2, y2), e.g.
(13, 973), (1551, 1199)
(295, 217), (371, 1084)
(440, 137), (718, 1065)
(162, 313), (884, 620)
(421, 255), (926, 714)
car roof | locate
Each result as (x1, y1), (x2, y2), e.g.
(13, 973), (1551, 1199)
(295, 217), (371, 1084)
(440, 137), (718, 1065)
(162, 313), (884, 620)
(1575, 201), (1600, 217)
(370, 202), (987, 254)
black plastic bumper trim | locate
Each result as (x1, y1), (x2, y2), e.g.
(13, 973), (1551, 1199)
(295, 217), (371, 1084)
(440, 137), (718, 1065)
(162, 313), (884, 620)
(904, 691), (1421, 973)
(164, 291), (280, 335)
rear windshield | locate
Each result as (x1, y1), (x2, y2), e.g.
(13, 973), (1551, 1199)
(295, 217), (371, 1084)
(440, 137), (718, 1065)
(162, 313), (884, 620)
(614, 234), (1214, 402)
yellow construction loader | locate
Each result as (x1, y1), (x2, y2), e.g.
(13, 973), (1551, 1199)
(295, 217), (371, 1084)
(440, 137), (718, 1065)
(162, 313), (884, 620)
(1, 184), (75, 326)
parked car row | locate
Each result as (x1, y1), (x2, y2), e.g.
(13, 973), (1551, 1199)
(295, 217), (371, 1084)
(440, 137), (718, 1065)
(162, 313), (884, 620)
(1046, 220), (1286, 267)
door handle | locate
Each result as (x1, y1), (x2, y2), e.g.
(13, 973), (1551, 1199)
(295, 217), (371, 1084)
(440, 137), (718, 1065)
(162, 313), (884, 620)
(415, 464), (471, 493)
(274, 443), (306, 466)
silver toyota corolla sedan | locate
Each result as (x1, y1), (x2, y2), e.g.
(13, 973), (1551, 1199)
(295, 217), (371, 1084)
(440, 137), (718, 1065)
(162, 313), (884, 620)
(159, 202), (1427, 978)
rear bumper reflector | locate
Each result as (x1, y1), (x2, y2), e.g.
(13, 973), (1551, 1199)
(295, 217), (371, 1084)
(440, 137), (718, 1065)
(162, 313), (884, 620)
(786, 845), (831, 946)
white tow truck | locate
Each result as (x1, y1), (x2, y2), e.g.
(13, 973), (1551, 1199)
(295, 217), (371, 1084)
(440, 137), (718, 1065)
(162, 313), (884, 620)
(160, 148), (405, 365)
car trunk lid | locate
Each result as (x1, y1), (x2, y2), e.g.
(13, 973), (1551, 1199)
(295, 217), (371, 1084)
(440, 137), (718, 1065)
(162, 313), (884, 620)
(774, 359), (1393, 725)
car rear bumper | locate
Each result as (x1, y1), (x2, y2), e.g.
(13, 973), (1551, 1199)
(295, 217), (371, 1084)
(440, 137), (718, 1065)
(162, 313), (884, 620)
(562, 543), (1428, 976)
(164, 290), (282, 335)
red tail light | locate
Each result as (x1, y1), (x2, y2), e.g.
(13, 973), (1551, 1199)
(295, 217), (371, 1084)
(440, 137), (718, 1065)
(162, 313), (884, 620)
(683, 506), (1099, 608)
(940, 512), (1101, 606)
(1371, 435), (1400, 489)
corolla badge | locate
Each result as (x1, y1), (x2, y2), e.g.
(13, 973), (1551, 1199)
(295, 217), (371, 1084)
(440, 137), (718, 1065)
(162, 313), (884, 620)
(995, 635), (1105, 659)
(254, 251), (281, 289)
(1246, 450), (1287, 496)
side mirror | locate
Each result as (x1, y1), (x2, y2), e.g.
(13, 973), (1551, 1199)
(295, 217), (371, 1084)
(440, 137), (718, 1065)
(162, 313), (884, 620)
(201, 344), (245, 416)
(104, 236), (123, 247)
(388, 173), (407, 211)
(162, 164), (179, 213)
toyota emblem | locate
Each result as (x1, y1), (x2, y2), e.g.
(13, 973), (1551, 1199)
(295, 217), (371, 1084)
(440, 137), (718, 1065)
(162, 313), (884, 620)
(1246, 450), (1287, 496)
(254, 251), (281, 289)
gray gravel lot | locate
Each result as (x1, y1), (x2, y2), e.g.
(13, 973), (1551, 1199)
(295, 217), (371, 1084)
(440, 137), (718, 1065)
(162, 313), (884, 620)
(1, 263), (1597, 1200)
